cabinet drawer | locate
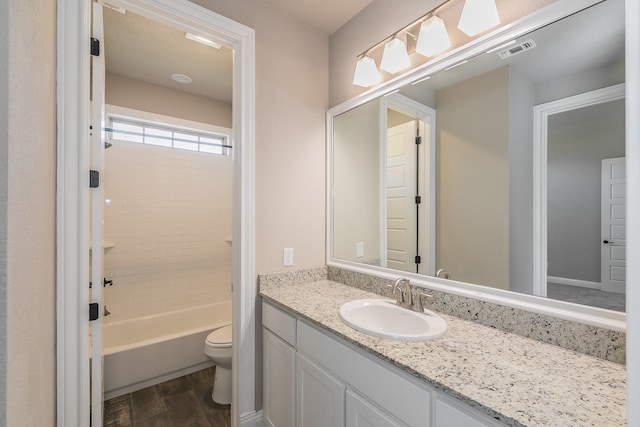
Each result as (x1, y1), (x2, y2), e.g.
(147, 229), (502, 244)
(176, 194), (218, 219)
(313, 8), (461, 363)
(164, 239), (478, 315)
(434, 395), (506, 427)
(262, 301), (296, 345)
(297, 321), (430, 427)
(346, 389), (407, 427)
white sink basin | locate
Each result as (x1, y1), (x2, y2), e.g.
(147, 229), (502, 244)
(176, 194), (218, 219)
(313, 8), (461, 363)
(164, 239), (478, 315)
(339, 299), (448, 341)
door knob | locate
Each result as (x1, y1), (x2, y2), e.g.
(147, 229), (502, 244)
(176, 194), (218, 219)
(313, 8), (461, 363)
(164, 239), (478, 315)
(603, 240), (614, 244)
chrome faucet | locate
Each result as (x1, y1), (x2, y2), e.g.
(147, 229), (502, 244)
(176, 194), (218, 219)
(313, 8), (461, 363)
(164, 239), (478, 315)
(392, 277), (433, 313)
(393, 277), (413, 308)
(436, 268), (450, 279)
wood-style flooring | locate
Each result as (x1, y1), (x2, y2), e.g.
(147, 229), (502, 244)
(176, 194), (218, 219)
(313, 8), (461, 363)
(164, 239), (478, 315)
(103, 367), (230, 427)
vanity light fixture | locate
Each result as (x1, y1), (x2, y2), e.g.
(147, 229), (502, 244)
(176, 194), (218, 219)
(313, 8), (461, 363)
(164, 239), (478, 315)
(415, 16), (451, 57)
(353, 56), (382, 87)
(458, 0), (500, 36)
(351, 0), (502, 88)
(185, 32), (222, 49)
(380, 37), (412, 74)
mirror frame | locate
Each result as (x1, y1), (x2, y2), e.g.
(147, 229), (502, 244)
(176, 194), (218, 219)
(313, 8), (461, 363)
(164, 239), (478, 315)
(327, 0), (627, 332)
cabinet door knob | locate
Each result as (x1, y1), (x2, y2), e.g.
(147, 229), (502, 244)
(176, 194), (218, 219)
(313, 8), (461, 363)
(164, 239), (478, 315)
(603, 240), (614, 244)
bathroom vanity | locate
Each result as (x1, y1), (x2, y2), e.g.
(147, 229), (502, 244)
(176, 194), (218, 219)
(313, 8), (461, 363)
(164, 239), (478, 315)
(260, 278), (626, 427)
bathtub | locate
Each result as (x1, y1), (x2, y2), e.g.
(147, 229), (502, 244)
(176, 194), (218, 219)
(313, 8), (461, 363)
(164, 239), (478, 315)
(102, 301), (231, 399)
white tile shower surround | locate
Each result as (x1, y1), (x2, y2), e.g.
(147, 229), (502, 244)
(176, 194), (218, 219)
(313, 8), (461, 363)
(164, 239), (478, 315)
(102, 140), (232, 322)
(259, 269), (626, 426)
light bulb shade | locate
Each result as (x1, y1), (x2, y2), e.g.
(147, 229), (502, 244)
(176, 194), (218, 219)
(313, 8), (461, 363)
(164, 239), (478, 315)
(458, 0), (500, 37)
(352, 56), (382, 87)
(379, 38), (411, 74)
(415, 16), (451, 57)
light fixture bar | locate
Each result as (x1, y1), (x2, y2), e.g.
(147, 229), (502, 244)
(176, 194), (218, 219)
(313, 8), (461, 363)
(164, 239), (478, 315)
(355, 0), (452, 60)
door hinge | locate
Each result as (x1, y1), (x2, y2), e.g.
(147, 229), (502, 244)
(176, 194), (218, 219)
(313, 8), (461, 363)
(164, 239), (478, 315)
(415, 195), (422, 204)
(89, 303), (100, 321)
(415, 255), (421, 264)
(91, 38), (100, 56)
(90, 170), (100, 188)
(415, 136), (422, 145)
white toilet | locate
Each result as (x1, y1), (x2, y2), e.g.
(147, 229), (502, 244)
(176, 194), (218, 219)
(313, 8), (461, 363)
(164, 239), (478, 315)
(204, 324), (233, 405)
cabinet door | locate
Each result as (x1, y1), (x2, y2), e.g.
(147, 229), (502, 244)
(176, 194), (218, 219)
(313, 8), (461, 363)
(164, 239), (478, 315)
(346, 389), (407, 427)
(263, 328), (296, 427)
(434, 396), (504, 427)
(296, 352), (345, 427)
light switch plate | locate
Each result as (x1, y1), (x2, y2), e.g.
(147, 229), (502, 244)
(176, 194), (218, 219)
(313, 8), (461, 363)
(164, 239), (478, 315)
(283, 247), (294, 266)
(356, 242), (364, 258)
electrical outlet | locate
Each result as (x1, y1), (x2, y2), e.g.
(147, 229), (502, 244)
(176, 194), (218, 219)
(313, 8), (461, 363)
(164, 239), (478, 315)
(356, 242), (364, 258)
(283, 247), (294, 266)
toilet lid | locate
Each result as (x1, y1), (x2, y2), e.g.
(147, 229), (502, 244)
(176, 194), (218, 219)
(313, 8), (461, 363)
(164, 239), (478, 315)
(206, 325), (232, 347)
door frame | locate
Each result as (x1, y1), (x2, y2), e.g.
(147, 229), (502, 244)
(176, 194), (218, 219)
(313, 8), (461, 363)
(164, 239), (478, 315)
(532, 83), (625, 297)
(55, 1), (256, 426)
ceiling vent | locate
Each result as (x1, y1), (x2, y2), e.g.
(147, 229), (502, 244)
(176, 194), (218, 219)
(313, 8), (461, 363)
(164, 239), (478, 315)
(496, 39), (537, 59)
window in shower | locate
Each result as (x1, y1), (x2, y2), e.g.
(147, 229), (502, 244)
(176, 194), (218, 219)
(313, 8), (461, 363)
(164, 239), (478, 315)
(107, 115), (231, 155)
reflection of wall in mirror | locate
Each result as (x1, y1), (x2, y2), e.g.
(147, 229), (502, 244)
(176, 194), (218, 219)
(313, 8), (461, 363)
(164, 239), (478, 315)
(106, 73), (232, 128)
(436, 66), (510, 290)
(547, 100), (625, 284)
(333, 100), (381, 264)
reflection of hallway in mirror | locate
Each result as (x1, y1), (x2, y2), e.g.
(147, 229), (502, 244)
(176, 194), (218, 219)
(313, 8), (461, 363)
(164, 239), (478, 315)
(547, 282), (625, 312)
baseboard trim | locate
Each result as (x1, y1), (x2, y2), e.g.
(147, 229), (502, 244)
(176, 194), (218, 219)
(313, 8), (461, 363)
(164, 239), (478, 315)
(547, 276), (601, 290)
(103, 361), (213, 400)
(240, 409), (264, 427)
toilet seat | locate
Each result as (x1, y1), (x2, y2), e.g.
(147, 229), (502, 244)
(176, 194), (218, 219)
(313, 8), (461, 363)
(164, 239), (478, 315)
(206, 325), (232, 347)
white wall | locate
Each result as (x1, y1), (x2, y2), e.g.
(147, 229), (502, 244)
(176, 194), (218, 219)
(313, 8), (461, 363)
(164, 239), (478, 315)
(0, 0), (8, 422)
(2, 0), (56, 424)
(436, 66), (510, 289)
(333, 99), (381, 263)
(102, 141), (233, 321)
(106, 73), (232, 128)
(192, 0), (328, 275)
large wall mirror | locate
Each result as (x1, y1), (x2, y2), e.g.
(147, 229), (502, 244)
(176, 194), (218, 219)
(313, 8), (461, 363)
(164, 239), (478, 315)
(328, 0), (626, 329)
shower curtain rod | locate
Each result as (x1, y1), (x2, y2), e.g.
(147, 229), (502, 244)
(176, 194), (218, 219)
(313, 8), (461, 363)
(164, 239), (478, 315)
(102, 127), (233, 149)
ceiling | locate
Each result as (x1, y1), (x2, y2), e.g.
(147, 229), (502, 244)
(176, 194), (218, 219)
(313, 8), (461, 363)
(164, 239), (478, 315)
(103, 0), (371, 104)
(257, 0), (372, 35)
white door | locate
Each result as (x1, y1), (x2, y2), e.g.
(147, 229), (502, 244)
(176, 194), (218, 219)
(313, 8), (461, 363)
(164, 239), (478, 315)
(296, 353), (345, 427)
(601, 157), (626, 294)
(90, 2), (106, 426)
(386, 121), (417, 273)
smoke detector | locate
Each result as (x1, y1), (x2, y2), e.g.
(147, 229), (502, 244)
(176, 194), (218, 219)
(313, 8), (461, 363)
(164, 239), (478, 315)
(496, 39), (537, 59)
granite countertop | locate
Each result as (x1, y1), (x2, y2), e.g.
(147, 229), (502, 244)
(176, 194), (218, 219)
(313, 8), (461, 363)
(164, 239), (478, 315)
(259, 279), (626, 427)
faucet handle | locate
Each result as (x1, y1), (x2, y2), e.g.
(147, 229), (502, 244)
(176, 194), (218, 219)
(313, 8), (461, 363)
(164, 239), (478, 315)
(412, 291), (433, 312)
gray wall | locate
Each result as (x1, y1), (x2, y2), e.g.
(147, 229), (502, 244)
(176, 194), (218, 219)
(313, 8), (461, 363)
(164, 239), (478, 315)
(508, 67), (536, 294)
(547, 99), (625, 282)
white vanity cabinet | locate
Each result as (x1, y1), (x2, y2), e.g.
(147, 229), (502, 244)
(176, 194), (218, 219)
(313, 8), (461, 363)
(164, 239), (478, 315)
(262, 301), (506, 427)
(296, 352), (345, 426)
(262, 303), (297, 427)
(346, 390), (406, 427)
